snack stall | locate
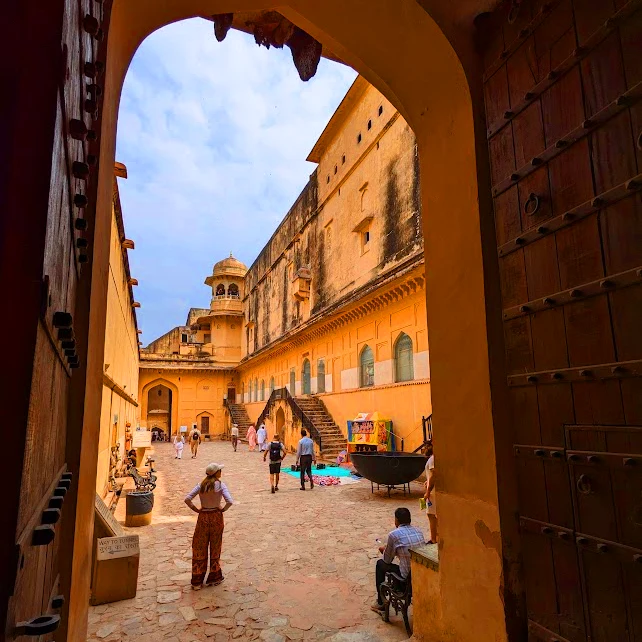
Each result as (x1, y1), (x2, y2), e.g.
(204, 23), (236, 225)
(346, 411), (394, 461)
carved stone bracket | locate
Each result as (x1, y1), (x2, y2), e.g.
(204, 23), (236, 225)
(210, 12), (322, 81)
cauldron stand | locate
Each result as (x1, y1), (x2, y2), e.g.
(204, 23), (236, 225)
(371, 480), (411, 496)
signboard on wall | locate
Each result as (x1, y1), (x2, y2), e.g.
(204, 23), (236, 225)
(131, 430), (152, 448)
(97, 535), (140, 561)
(180, 425), (187, 433)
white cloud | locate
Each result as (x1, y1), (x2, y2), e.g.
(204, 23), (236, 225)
(116, 18), (357, 344)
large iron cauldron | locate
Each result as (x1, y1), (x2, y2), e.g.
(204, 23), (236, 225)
(350, 452), (426, 486)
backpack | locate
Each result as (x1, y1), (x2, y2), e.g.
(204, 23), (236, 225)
(192, 431), (200, 441)
(269, 441), (282, 461)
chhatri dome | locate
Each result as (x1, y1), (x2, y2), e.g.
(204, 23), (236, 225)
(207, 252), (248, 281)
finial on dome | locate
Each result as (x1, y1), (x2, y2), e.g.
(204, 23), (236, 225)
(230, 251), (233, 258)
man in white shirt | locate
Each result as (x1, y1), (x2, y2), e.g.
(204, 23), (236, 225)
(296, 429), (316, 491)
(231, 423), (239, 452)
(257, 423), (267, 452)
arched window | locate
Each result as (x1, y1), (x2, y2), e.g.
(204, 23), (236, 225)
(228, 283), (239, 298)
(240, 381), (244, 401)
(317, 359), (325, 393)
(270, 377), (275, 394)
(216, 283), (225, 296)
(254, 378), (258, 402)
(360, 345), (375, 388)
(289, 369), (296, 394)
(394, 333), (414, 382)
(260, 379), (265, 401)
(302, 359), (311, 395)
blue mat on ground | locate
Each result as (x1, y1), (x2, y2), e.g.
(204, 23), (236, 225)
(284, 466), (353, 478)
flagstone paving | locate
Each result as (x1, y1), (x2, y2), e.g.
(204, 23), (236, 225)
(87, 441), (427, 642)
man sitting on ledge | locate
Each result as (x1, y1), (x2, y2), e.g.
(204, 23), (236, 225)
(372, 507), (426, 613)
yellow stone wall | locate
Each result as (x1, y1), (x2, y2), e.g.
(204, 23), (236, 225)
(138, 369), (238, 438)
(242, 80), (421, 359)
(239, 271), (430, 452)
(96, 188), (140, 495)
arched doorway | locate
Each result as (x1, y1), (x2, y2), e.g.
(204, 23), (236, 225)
(146, 384), (172, 438)
(8, 1), (597, 640)
(6, 3), (505, 640)
(301, 359), (311, 395)
(275, 407), (286, 443)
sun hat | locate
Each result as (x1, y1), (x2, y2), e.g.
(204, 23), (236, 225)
(205, 463), (224, 476)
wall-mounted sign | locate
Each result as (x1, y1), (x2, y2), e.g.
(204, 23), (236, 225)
(97, 535), (140, 561)
(131, 430), (152, 448)
(180, 425), (187, 433)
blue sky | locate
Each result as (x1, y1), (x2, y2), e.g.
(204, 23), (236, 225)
(116, 18), (357, 345)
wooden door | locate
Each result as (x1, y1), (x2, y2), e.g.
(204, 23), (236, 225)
(481, 1), (642, 640)
(1, 0), (112, 637)
(227, 388), (236, 403)
(201, 416), (210, 435)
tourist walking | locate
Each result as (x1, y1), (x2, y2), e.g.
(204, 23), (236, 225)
(189, 427), (202, 458)
(184, 463), (234, 590)
(257, 423), (267, 452)
(424, 440), (437, 543)
(173, 434), (185, 459)
(247, 424), (257, 451)
(231, 423), (239, 452)
(296, 428), (316, 490)
(263, 434), (286, 493)
(371, 507), (425, 613)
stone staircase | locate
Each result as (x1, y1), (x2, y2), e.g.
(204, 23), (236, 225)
(292, 396), (346, 461)
(227, 403), (252, 441)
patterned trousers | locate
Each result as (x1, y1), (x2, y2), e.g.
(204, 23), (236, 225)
(192, 510), (224, 586)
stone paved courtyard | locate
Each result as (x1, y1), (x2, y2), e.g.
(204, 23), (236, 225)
(87, 441), (427, 642)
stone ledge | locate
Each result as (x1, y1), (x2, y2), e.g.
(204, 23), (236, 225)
(411, 543), (439, 571)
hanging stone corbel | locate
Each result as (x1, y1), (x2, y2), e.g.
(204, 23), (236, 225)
(286, 27), (322, 81)
(212, 13), (234, 42)
(210, 12), (321, 81)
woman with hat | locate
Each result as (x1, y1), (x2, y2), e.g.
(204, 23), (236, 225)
(184, 462), (234, 589)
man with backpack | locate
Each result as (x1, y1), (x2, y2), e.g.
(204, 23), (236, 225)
(263, 434), (286, 494)
(189, 426), (202, 459)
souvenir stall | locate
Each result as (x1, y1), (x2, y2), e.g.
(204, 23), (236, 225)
(346, 411), (394, 461)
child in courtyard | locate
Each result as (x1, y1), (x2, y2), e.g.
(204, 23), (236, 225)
(184, 462), (234, 590)
(173, 434), (185, 459)
(263, 434), (286, 493)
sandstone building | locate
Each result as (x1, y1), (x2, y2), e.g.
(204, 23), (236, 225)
(139, 78), (431, 458)
(96, 168), (140, 495)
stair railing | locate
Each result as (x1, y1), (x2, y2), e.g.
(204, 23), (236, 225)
(257, 387), (322, 452)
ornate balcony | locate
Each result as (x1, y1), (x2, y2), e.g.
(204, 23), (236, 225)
(209, 294), (243, 316)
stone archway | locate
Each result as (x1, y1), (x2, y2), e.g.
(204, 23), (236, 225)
(3, 2), (518, 641)
(81, 4), (507, 639)
(140, 378), (180, 439)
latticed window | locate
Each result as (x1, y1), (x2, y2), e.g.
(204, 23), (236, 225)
(254, 378), (258, 402)
(290, 369), (296, 393)
(317, 359), (325, 393)
(270, 377), (275, 394)
(260, 380), (265, 401)
(394, 333), (414, 382)
(360, 345), (375, 388)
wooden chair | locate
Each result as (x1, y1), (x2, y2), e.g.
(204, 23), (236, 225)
(379, 570), (412, 636)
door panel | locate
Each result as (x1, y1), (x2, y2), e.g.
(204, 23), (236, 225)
(5, 0), (111, 636)
(484, 1), (642, 640)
